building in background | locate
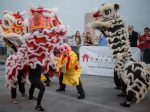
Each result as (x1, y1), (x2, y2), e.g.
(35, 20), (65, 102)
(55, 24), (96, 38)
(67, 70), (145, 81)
(84, 13), (99, 45)
(84, 13), (95, 36)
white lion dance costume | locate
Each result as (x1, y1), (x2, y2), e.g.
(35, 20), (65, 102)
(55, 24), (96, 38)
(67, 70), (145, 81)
(92, 3), (150, 107)
(5, 6), (67, 91)
(0, 11), (29, 104)
(0, 11), (27, 51)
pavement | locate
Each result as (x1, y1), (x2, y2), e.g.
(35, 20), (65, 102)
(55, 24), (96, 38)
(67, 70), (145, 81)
(0, 64), (150, 112)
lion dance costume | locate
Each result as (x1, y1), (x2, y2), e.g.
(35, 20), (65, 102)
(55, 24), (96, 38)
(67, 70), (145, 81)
(0, 11), (28, 104)
(5, 6), (67, 89)
(3, 6), (67, 111)
(0, 11), (27, 51)
(92, 3), (150, 107)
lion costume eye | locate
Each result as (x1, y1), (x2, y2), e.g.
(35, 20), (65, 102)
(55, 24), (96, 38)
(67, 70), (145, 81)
(5, 20), (9, 26)
(104, 9), (112, 16)
(104, 10), (109, 15)
(64, 46), (67, 49)
(16, 19), (22, 26)
(60, 48), (63, 51)
(2, 18), (12, 29)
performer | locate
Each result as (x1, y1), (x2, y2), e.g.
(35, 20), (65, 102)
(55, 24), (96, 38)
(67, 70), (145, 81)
(56, 44), (85, 99)
(5, 6), (67, 111)
(91, 3), (150, 107)
(0, 11), (27, 104)
(41, 48), (61, 87)
(28, 64), (45, 111)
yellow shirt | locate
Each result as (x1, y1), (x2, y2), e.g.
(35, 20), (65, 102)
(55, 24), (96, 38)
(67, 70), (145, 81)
(58, 51), (81, 86)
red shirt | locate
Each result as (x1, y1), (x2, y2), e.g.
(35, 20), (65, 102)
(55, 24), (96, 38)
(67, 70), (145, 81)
(138, 34), (150, 52)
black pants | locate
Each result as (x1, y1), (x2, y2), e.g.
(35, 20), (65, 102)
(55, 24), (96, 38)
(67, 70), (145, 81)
(59, 73), (85, 95)
(126, 90), (135, 102)
(143, 48), (150, 64)
(114, 70), (121, 89)
(11, 70), (25, 99)
(120, 79), (127, 93)
(29, 65), (45, 106)
(44, 73), (51, 84)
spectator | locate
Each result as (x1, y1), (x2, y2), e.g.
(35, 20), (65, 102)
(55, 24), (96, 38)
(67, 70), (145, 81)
(84, 32), (94, 46)
(138, 27), (150, 52)
(72, 31), (81, 47)
(72, 31), (81, 60)
(128, 25), (139, 47)
(98, 33), (108, 46)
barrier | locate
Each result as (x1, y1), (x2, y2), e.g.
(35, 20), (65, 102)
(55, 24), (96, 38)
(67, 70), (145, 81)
(79, 46), (141, 77)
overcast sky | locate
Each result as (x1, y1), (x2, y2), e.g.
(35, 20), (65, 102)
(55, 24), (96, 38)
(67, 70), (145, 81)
(0, 0), (150, 35)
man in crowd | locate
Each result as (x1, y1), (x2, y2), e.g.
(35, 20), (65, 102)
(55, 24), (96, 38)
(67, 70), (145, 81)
(138, 27), (150, 52)
(128, 25), (139, 47)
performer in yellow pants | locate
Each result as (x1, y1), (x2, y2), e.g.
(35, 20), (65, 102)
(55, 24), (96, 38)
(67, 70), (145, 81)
(56, 44), (85, 99)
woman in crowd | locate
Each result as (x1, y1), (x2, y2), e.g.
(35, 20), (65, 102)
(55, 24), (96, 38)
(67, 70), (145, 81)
(84, 32), (94, 46)
(72, 31), (81, 60)
(73, 31), (81, 47)
(98, 33), (108, 46)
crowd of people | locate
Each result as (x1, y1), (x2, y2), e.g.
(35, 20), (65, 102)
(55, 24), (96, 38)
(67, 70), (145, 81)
(69, 25), (150, 62)
(71, 31), (106, 47)
(71, 26), (150, 48)
(128, 26), (150, 62)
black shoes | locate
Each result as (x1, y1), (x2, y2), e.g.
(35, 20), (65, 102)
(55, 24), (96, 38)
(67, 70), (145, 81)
(78, 94), (85, 99)
(44, 81), (50, 87)
(56, 88), (85, 99)
(46, 82), (50, 87)
(56, 88), (65, 91)
(120, 101), (130, 107)
(35, 105), (45, 112)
